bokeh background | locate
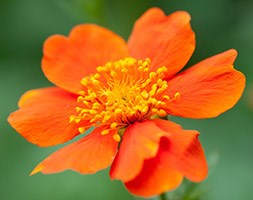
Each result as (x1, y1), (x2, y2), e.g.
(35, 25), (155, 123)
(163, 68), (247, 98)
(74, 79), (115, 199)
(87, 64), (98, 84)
(1, 0), (252, 199)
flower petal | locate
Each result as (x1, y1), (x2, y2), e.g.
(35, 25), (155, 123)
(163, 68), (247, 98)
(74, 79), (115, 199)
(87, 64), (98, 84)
(109, 120), (169, 182)
(128, 7), (195, 78)
(124, 119), (207, 197)
(30, 126), (118, 175)
(42, 24), (129, 94)
(125, 137), (183, 197)
(8, 87), (86, 147)
(165, 49), (246, 118)
(153, 119), (208, 182)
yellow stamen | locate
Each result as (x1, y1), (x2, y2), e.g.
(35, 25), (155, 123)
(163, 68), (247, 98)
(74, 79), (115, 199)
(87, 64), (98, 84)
(174, 92), (181, 99)
(101, 129), (109, 135)
(157, 109), (167, 117)
(78, 127), (85, 134)
(69, 115), (76, 123)
(113, 134), (121, 142)
(69, 57), (180, 136)
(110, 122), (118, 129)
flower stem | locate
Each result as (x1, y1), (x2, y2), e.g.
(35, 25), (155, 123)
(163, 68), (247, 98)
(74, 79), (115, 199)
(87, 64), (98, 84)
(159, 193), (167, 200)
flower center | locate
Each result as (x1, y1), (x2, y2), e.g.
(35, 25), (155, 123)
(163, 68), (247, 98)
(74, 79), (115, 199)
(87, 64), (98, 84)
(69, 57), (180, 141)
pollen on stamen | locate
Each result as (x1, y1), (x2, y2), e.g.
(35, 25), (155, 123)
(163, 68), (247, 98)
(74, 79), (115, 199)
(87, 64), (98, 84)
(110, 122), (118, 129)
(101, 129), (109, 135)
(69, 57), (179, 136)
(78, 127), (85, 134)
(157, 109), (167, 117)
(174, 92), (181, 99)
(113, 134), (121, 142)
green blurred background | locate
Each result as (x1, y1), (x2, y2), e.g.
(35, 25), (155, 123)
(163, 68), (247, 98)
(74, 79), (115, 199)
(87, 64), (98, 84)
(1, 0), (252, 199)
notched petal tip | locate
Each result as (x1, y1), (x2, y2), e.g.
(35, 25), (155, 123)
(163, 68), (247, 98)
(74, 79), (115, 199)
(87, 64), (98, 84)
(42, 24), (128, 94)
(7, 87), (82, 147)
(128, 7), (195, 79)
(171, 10), (191, 21)
(141, 7), (191, 22)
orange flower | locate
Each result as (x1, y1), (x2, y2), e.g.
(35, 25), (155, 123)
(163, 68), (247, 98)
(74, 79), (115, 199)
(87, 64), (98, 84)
(8, 8), (245, 197)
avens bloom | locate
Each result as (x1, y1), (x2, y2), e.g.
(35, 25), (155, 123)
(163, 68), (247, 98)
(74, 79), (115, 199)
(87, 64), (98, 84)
(8, 8), (245, 197)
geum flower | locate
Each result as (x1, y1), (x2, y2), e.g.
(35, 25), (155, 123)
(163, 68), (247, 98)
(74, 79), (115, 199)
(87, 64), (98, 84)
(8, 8), (245, 197)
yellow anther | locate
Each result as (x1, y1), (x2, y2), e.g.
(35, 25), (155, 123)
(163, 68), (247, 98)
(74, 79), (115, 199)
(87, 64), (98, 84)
(157, 109), (167, 117)
(77, 96), (84, 103)
(115, 108), (123, 114)
(90, 92), (97, 98)
(96, 66), (104, 72)
(110, 70), (116, 77)
(74, 118), (81, 123)
(135, 95), (142, 102)
(174, 92), (181, 99)
(141, 106), (149, 113)
(89, 110), (97, 115)
(102, 115), (111, 123)
(81, 78), (89, 86)
(114, 63), (120, 70)
(101, 129), (109, 135)
(121, 68), (128, 73)
(110, 122), (118, 129)
(70, 57), (171, 136)
(146, 58), (151, 62)
(142, 79), (151, 88)
(152, 108), (158, 113)
(157, 88), (165, 94)
(94, 114), (102, 120)
(138, 66), (144, 71)
(161, 102), (166, 106)
(75, 107), (82, 112)
(152, 84), (157, 90)
(148, 98), (158, 105)
(157, 78), (163, 86)
(91, 79), (100, 85)
(149, 90), (156, 97)
(130, 110), (137, 115)
(149, 72), (156, 79)
(106, 62), (112, 68)
(162, 66), (168, 71)
(141, 82), (147, 88)
(161, 83), (168, 90)
(163, 95), (170, 100)
(157, 66), (168, 74)
(94, 73), (100, 79)
(78, 91), (85, 95)
(78, 127), (85, 133)
(156, 100), (163, 106)
(69, 115), (76, 123)
(142, 61), (148, 68)
(89, 118), (96, 123)
(113, 134), (121, 142)
(143, 67), (149, 72)
(82, 100), (89, 106)
(80, 108), (89, 113)
(157, 68), (163, 74)
(141, 90), (149, 99)
(92, 102), (100, 109)
(138, 60), (143, 65)
(84, 95), (92, 101)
